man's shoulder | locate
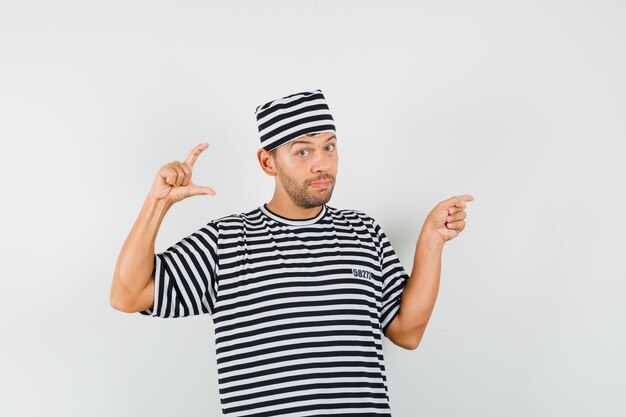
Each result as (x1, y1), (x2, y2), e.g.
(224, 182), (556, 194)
(210, 206), (263, 227)
(328, 205), (376, 225)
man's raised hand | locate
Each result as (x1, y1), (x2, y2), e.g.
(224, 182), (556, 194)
(150, 143), (216, 205)
(421, 194), (474, 245)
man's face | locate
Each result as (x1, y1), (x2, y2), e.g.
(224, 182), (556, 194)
(273, 132), (338, 209)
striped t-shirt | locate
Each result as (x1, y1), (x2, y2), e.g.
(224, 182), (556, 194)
(139, 203), (409, 416)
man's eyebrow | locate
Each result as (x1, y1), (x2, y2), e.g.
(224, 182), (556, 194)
(289, 134), (337, 149)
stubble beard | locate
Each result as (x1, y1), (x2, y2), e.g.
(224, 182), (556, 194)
(276, 164), (335, 209)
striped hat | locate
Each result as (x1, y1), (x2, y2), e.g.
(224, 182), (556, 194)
(254, 89), (336, 151)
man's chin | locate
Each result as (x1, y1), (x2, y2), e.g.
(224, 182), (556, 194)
(300, 197), (331, 209)
(311, 193), (333, 206)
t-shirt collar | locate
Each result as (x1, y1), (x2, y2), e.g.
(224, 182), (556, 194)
(259, 203), (327, 226)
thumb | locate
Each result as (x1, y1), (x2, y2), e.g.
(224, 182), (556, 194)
(188, 184), (216, 196)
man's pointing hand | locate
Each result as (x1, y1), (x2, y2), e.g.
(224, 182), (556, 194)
(150, 142), (216, 205)
(421, 194), (474, 245)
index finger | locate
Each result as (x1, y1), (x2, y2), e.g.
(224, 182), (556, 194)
(446, 194), (474, 214)
(185, 142), (209, 169)
(454, 194), (474, 207)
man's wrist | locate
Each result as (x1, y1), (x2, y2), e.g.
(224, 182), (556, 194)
(417, 229), (445, 252)
(145, 192), (173, 214)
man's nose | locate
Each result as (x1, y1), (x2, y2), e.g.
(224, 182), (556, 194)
(311, 149), (332, 172)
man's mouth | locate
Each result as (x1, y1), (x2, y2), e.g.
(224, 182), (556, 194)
(310, 180), (331, 188)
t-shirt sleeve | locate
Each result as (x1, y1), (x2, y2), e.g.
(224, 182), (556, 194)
(138, 220), (220, 318)
(370, 216), (409, 337)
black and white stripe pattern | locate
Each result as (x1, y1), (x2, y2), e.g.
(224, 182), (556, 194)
(254, 89), (336, 151)
(140, 204), (409, 416)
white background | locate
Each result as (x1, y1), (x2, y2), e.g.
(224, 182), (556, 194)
(1, 1), (624, 416)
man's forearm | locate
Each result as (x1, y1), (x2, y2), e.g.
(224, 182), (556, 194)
(110, 193), (172, 308)
(398, 230), (444, 345)
(389, 194), (473, 349)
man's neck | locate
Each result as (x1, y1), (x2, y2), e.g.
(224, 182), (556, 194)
(265, 199), (323, 220)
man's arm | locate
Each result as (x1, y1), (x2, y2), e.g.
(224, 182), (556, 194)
(386, 194), (474, 350)
(109, 193), (172, 313)
(386, 233), (443, 350)
(109, 142), (216, 313)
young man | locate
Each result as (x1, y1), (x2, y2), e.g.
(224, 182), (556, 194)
(110, 89), (474, 416)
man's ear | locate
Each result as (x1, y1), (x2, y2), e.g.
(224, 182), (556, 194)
(257, 148), (277, 176)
